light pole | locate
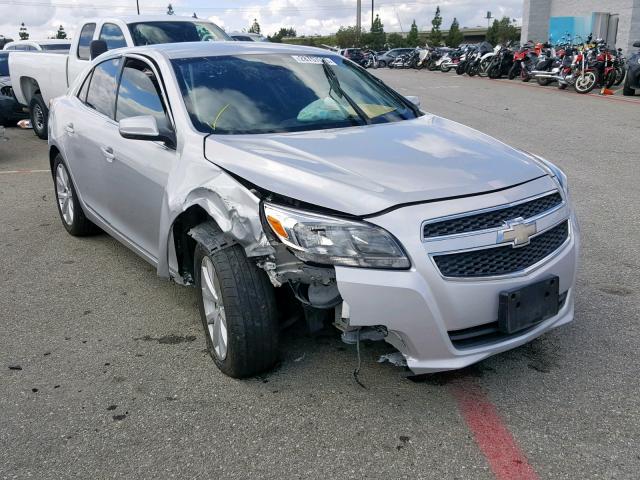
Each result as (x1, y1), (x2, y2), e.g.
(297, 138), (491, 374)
(136, 0), (140, 14)
(371, 0), (374, 31)
(485, 11), (493, 29)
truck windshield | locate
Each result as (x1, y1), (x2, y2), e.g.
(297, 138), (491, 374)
(171, 54), (420, 135)
(129, 21), (229, 46)
(0, 55), (8, 76)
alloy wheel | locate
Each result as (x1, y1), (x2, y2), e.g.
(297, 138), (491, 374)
(200, 256), (228, 360)
(55, 164), (74, 226)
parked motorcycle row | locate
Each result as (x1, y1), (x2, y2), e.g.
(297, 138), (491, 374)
(365, 35), (632, 95)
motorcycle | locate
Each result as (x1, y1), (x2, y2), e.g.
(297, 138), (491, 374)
(439, 48), (462, 72)
(478, 44), (502, 77)
(525, 44), (564, 86)
(455, 45), (476, 75)
(390, 48), (423, 69)
(362, 50), (378, 69)
(487, 45), (515, 79)
(465, 41), (493, 77)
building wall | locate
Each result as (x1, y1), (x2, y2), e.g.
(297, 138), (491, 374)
(521, 0), (639, 53)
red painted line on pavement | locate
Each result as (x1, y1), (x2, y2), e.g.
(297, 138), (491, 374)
(449, 380), (539, 480)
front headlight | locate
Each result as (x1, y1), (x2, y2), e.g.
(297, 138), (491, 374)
(527, 152), (570, 198)
(263, 203), (410, 269)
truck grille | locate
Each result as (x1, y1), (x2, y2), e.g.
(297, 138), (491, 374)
(423, 191), (562, 239)
(433, 221), (569, 278)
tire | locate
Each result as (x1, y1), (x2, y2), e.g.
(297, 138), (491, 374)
(52, 155), (100, 236)
(605, 70), (616, 89)
(467, 63), (477, 77)
(574, 72), (597, 94)
(441, 64), (451, 73)
(537, 77), (552, 86)
(508, 64), (519, 80)
(194, 240), (279, 378)
(456, 62), (466, 75)
(29, 94), (48, 140)
(378, 61), (386, 68)
(488, 65), (501, 79)
(558, 83), (568, 90)
(622, 73), (636, 96)
(614, 67), (625, 86)
(427, 60), (437, 71)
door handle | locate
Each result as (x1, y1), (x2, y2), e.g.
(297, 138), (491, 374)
(101, 146), (115, 162)
(65, 123), (74, 134)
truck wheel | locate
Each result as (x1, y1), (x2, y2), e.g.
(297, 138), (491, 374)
(194, 241), (279, 378)
(52, 155), (100, 236)
(29, 94), (48, 140)
(622, 74), (635, 96)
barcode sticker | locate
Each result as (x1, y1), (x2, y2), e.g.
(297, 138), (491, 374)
(291, 55), (337, 65)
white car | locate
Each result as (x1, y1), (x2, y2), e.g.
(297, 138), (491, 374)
(48, 41), (579, 378)
(9, 15), (229, 139)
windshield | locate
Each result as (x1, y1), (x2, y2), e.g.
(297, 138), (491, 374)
(42, 44), (70, 52)
(129, 21), (229, 46)
(171, 54), (420, 135)
(0, 54), (8, 76)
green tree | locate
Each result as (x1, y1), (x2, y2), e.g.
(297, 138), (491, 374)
(55, 24), (67, 39)
(268, 27), (297, 42)
(406, 20), (419, 47)
(486, 16), (519, 45)
(429, 6), (443, 46)
(367, 14), (386, 50)
(335, 26), (362, 48)
(248, 19), (261, 34)
(18, 22), (29, 40)
(445, 17), (463, 47)
(166, 3), (175, 15)
(386, 32), (406, 48)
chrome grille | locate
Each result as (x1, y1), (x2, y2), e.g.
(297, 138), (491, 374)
(433, 221), (569, 278)
(423, 192), (563, 239)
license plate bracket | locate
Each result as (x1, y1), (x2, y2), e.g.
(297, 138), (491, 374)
(498, 276), (560, 335)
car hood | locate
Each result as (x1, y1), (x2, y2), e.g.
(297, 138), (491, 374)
(204, 115), (547, 216)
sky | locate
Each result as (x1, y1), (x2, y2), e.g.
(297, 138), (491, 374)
(0, 0), (523, 41)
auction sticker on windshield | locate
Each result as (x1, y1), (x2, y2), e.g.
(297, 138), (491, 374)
(291, 55), (337, 65)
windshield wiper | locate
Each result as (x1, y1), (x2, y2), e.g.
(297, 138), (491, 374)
(321, 59), (371, 125)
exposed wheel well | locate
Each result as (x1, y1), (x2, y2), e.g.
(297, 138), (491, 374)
(171, 205), (212, 283)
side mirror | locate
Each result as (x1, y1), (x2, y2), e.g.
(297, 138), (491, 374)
(405, 95), (421, 108)
(90, 40), (108, 60)
(119, 115), (175, 148)
(633, 41), (640, 48)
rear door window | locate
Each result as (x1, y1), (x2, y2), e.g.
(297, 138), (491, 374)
(99, 23), (127, 50)
(77, 23), (97, 60)
(85, 57), (121, 118)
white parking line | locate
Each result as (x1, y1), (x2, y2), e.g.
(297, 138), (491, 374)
(0, 169), (50, 175)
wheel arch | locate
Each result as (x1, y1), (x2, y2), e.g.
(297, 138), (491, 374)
(19, 76), (41, 105)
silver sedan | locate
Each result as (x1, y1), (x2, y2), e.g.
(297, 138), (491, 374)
(48, 41), (579, 378)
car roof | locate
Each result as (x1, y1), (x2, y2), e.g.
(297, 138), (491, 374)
(129, 41), (334, 60)
(83, 15), (216, 24)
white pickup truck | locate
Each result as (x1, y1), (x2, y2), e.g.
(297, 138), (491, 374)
(10, 15), (229, 138)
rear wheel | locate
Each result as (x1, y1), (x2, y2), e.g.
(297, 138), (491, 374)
(537, 77), (552, 86)
(488, 65), (501, 79)
(440, 64), (451, 73)
(29, 94), (48, 140)
(194, 240), (279, 378)
(52, 155), (99, 236)
(614, 67), (625, 86)
(378, 60), (386, 68)
(622, 73), (636, 96)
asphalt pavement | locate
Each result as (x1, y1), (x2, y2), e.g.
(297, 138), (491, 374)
(1, 70), (639, 479)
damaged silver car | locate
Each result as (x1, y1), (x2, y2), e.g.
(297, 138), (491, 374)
(48, 42), (579, 378)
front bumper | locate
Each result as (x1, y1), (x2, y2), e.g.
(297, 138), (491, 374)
(335, 176), (579, 374)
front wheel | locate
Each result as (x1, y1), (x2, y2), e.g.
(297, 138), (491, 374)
(195, 241), (279, 378)
(508, 63), (520, 80)
(537, 77), (552, 86)
(574, 72), (597, 94)
(29, 94), (48, 140)
(378, 60), (386, 68)
(614, 67), (625, 86)
(488, 65), (501, 79)
(441, 64), (451, 73)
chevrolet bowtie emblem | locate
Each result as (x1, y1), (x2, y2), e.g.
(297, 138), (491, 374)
(498, 218), (537, 247)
